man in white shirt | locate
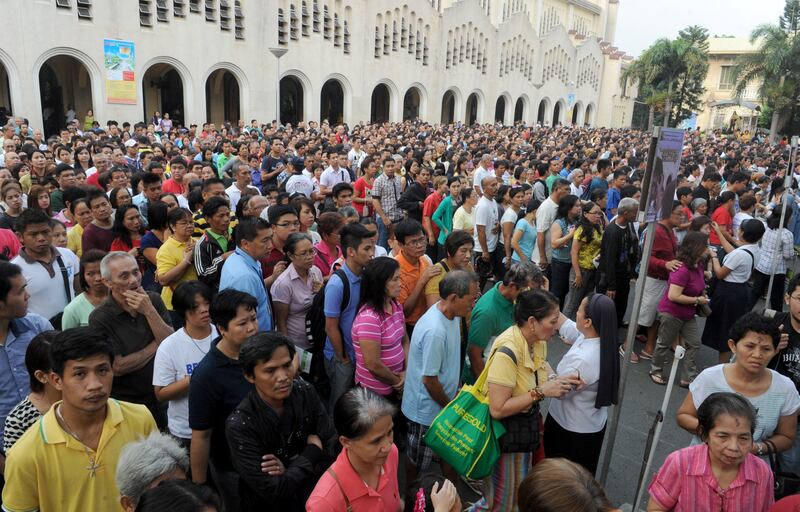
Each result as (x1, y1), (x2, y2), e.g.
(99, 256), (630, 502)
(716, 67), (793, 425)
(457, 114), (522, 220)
(474, 176), (500, 288)
(320, 151), (351, 197)
(11, 209), (80, 329)
(225, 162), (260, 210)
(536, 178), (570, 267)
(472, 154), (492, 193)
(347, 139), (366, 169)
(285, 158), (319, 200)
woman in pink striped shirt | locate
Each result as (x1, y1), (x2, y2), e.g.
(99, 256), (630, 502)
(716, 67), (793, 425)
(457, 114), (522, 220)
(352, 256), (409, 398)
(648, 392), (774, 512)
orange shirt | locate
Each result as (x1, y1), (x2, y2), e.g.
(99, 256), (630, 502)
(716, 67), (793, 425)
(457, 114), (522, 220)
(397, 251), (431, 325)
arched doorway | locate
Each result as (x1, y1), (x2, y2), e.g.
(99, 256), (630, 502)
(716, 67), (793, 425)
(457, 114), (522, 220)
(320, 79), (344, 125)
(552, 101), (562, 126)
(370, 84), (390, 123)
(441, 90), (456, 124)
(537, 99), (548, 125)
(514, 98), (524, 123)
(205, 69), (240, 126)
(38, 55), (94, 137)
(280, 76), (304, 126)
(142, 63), (185, 126)
(0, 61), (11, 125)
(403, 88), (421, 121)
(466, 93), (479, 125)
(584, 104), (593, 126)
(494, 96), (506, 124)
(571, 105), (579, 125)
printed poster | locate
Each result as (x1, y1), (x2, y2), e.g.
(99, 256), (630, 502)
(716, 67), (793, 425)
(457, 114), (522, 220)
(104, 39), (136, 104)
(643, 128), (685, 222)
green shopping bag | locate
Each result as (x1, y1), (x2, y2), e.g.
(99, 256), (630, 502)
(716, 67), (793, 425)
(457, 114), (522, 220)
(423, 351), (506, 479)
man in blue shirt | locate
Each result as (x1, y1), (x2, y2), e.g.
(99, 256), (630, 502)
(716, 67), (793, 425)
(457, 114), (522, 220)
(588, 158), (612, 197)
(0, 262), (52, 477)
(606, 170), (627, 219)
(219, 218), (275, 332)
(323, 223), (374, 410)
(401, 269), (479, 497)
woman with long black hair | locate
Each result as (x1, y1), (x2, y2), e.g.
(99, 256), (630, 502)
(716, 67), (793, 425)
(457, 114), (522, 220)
(549, 194), (581, 309)
(545, 293), (619, 474)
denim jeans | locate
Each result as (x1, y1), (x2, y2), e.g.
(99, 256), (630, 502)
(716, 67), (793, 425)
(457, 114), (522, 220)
(780, 421), (800, 474)
(324, 355), (355, 411)
(376, 216), (391, 251)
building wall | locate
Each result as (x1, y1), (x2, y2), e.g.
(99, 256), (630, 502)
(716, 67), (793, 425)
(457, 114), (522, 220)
(0, 0), (634, 131)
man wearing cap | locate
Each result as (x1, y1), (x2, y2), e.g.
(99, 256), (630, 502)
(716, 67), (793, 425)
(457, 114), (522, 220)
(123, 139), (139, 169)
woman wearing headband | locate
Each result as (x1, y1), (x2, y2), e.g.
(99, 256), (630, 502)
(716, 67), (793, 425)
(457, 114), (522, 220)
(545, 293), (620, 474)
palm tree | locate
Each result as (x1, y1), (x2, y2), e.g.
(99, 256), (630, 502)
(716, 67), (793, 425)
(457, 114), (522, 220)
(733, 0), (800, 141)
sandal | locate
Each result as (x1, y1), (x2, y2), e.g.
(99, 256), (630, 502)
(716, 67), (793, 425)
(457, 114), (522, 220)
(649, 372), (667, 385)
(679, 380), (692, 389)
(619, 347), (640, 363)
(639, 350), (654, 361)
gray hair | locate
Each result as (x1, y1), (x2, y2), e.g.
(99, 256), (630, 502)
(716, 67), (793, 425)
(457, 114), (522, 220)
(334, 387), (397, 439)
(284, 232), (312, 255)
(115, 432), (189, 505)
(439, 269), (479, 299)
(337, 206), (359, 219)
(504, 261), (544, 288)
(617, 197), (639, 215)
(100, 251), (138, 280)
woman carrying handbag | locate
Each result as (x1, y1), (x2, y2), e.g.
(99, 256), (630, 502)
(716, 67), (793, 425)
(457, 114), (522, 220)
(467, 289), (582, 512)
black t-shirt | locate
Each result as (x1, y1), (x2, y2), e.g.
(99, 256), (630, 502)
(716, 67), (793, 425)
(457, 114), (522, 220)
(772, 312), (800, 393)
(260, 155), (286, 188)
(692, 185), (710, 202)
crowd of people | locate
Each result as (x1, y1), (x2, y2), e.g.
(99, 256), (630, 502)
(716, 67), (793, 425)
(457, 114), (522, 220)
(1, 113), (800, 511)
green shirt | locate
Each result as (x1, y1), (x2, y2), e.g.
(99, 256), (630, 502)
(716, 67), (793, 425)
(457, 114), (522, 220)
(545, 173), (559, 195)
(50, 189), (65, 213)
(206, 228), (229, 252)
(462, 283), (514, 384)
(61, 292), (98, 329)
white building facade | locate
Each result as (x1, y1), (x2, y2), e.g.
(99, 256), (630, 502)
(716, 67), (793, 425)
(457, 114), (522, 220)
(0, 0), (636, 135)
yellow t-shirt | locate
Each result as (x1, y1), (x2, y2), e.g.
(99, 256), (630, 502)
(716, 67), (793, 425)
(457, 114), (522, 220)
(2, 399), (156, 512)
(574, 225), (603, 270)
(156, 236), (199, 310)
(485, 325), (548, 399)
(67, 224), (84, 258)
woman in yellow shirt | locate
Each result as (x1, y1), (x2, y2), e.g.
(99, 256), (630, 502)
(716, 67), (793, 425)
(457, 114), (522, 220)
(470, 289), (581, 511)
(564, 201), (604, 319)
(156, 207), (197, 327)
(66, 198), (93, 258)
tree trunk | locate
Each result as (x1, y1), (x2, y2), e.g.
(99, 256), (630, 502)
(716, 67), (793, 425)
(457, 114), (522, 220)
(770, 75), (786, 145)
(664, 81), (674, 128)
(648, 105), (655, 132)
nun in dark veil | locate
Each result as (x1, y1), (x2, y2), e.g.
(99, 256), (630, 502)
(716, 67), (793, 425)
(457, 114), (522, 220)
(544, 293), (620, 474)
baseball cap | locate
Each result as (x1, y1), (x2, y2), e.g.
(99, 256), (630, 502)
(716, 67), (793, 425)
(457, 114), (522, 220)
(124, 139), (138, 148)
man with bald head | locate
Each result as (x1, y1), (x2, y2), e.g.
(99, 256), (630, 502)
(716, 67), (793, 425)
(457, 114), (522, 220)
(472, 154), (493, 194)
(473, 175), (501, 288)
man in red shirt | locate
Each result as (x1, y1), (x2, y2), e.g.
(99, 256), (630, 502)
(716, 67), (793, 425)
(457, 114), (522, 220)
(161, 157), (186, 195)
(423, 175), (448, 261)
(261, 204), (298, 278)
(709, 191), (736, 258)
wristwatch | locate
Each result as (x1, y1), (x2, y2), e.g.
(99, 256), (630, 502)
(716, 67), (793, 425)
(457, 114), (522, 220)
(529, 386), (544, 403)
(756, 442), (765, 456)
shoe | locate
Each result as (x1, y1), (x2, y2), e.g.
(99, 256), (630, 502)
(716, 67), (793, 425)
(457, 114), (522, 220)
(639, 350), (654, 361)
(649, 372), (667, 385)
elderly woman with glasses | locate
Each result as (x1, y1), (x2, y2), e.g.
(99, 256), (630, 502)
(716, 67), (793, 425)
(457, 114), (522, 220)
(271, 232), (324, 351)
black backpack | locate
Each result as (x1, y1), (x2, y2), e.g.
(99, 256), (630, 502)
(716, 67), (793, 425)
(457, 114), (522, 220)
(304, 268), (350, 398)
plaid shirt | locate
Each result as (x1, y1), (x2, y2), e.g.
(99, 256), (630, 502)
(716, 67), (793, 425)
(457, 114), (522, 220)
(371, 173), (404, 221)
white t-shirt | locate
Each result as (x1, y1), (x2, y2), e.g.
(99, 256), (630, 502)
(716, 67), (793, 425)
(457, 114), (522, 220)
(472, 167), (489, 192)
(225, 183), (260, 209)
(12, 247), (79, 320)
(501, 206), (518, 227)
(320, 166), (351, 189)
(152, 326), (218, 439)
(473, 196), (499, 253)
(732, 212), (753, 242)
(535, 197), (559, 261)
(548, 319), (605, 433)
(285, 174), (318, 198)
(689, 364), (800, 444)
(722, 243), (758, 283)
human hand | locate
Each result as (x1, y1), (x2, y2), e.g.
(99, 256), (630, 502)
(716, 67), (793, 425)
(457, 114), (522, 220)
(430, 479), (458, 512)
(183, 241), (195, 263)
(423, 264), (443, 281)
(778, 324), (789, 352)
(307, 435), (323, 450)
(311, 277), (323, 294)
(122, 287), (154, 314)
(573, 273), (583, 288)
(606, 290), (616, 300)
(272, 260), (288, 277)
(428, 235), (436, 246)
(540, 375), (582, 398)
(665, 260), (683, 272)
(697, 295), (709, 306)
(481, 252), (491, 262)
(261, 454), (285, 476)
(128, 248), (139, 257)
(392, 371), (405, 392)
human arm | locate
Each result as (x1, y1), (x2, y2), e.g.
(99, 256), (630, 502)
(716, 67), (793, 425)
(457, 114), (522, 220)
(502, 220), (515, 265)
(422, 375), (453, 408)
(536, 230), (548, 265)
(763, 413), (797, 454)
(712, 221), (736, 253)
(154, 376), (190, 402)
(113, 341), (158, 375)
(190, 429), (213, 484)
(226, 412), (325, 502)
(667, 278), (708, 306)
(402, 264), (441, 317)
(423, 215), (436, 245)
(487, 377), (579, 419)
(193, 238), (228, 286)
(468, 345), (486, 380)
(570, 235), (582, 287)
(274, 301), (290, 335)
(432, 198), (449, 234)
(361, 338), (403, 387)
(550, 221), (576, 249)
(676, 391), (700, 435)
(156, 241), (195, 286)
(477, 224), (490, 259)
(709, 254), (733, 280)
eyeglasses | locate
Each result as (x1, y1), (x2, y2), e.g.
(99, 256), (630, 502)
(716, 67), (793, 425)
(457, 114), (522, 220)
(405, 237), (427, 247)
(275, 221), (301, 228)
(587, 211), (603, 216)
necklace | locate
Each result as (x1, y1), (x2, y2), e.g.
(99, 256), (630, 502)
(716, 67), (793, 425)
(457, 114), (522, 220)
(186, 329), (212, 356)
(55, 404), (102, 478)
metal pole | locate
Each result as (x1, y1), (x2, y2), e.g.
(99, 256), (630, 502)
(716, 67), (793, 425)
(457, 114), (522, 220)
(765, 137), (799, 311)
(632, 345), (686, 510)
(597, 127), (661, 485)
